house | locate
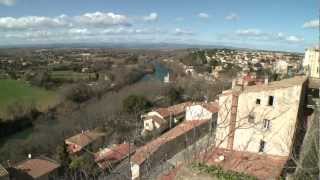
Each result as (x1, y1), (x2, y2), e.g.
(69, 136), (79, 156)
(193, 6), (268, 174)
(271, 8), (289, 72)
(65, 130), (106, 154)
(94, 143), (135, 170)
(131, 120), (213, 180)
(9, 157), (60, 180)
(303, 48), (320, 78)
(274, 60), (289, 75)
(216, 76), (307, 157)
(142, 102), (192, 134)
(0, 164), (9, 180)
(185, 102), (219, 121)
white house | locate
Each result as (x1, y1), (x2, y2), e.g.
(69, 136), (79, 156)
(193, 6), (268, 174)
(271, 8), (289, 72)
(142, 102), (192, 134)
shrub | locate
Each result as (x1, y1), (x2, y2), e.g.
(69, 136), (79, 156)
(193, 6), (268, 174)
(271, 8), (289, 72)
(191, 163), (258, 180)
(122, 95), (152, 113)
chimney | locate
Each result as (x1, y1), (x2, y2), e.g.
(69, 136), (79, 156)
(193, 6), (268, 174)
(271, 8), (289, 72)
(232, 79), (237, 89)
(264, 77), (269, 85)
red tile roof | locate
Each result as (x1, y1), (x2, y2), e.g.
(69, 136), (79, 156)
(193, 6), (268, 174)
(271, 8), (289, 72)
(202, 102), (219, 113)
(132, 120), (208, 165)
(14, 158), (60, 179)
(95, 143), (135, 169)
(154, 102), (192, 118)
(65, 130), (105, 148)
(203, 148), (288, 180)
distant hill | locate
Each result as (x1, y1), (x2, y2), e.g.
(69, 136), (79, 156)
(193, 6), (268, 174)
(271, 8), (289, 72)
(0, 42), (234, 50)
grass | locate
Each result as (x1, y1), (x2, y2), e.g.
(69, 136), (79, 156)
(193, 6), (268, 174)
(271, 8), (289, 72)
(191, 163), (258, 180)
(0, 79), (59, 118)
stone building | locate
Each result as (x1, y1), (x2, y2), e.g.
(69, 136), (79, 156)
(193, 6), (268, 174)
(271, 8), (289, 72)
(216, 76), (307, 157)
(303, 48), (320, 78)
(131, 119), (213, 180)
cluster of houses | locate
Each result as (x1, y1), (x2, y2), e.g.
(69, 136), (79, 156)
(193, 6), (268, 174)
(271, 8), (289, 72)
(176, 49), (303, 83)
(0, 47), (319, 180)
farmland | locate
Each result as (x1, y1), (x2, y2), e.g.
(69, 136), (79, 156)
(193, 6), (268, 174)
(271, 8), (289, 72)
(0, 79), (59, 118)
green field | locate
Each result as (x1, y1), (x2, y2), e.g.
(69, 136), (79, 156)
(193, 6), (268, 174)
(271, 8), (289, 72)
(0, 79), (59, 118)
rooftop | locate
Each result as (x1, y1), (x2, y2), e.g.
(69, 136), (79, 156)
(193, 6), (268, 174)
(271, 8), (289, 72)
(202, 102), (219, 113)
(243, 76), (306, 93)
(13, 157), (60, 179)
(222, 76), (307, 96)
(65, 130), (105, 148)
(132, 120), (208, 165)
(0, 164), (8, 177)
(203, 148), (288, 179)
(154, 102), (192, 118)
(95, 143), (135, 169)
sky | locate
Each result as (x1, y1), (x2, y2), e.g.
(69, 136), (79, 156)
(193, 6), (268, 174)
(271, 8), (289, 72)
(0, 0), (319, 52)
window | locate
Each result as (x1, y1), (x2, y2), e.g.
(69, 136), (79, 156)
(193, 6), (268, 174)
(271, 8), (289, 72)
(248, 113), (255, 123)
(259, 140), (266, 152)
(256, 98), (261, 105)
(263, 119), (271, 129)
(268, 96), (274, 106)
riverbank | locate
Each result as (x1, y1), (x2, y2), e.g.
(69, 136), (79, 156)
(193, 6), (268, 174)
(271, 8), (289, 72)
(0, 61), (170, 163)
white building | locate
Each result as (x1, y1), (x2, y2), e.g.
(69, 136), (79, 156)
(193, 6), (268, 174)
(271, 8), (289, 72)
(274, 60), (288, 74)
(142, 102), (191, 134)
(216, 76), (307, 157)
(185, 102), (219, 121)
(303, 48), (320, 78)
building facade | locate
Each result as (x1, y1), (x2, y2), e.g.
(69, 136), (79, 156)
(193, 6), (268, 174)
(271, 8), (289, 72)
(303, 48), (320, 78)
(216, 76), (307, 157)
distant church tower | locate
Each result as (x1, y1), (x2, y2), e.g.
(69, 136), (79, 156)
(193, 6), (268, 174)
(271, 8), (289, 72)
(164, 72), (170, 83)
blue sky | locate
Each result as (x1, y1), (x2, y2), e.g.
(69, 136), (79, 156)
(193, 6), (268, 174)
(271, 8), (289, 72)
(0, 0), (318, 52)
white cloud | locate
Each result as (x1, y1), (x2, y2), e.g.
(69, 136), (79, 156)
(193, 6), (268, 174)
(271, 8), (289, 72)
(198, 13), (209, 19)
(75, 12), (130, 27)
(236, 29), (262, 36)
(68, 28), (90, 35)
(235, 29), (304, 44)
(225, 13), (239, 21)
(303, 19), (319, 29)
(0, 0), (15, 6)
(174, 28), (194, 36)
(0, 15), (69, 30)
(143, 12), (158, 22)
(0, 12), (130, 30)
(285, 35), (304, 43)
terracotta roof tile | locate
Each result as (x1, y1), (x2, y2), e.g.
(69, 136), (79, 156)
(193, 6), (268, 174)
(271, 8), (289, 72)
(65, 130), (105, 148)
(14, 158), (60, 179)
(0, 164), (8, 177)
(132, 120), (208, 165)
(95, 143), (135, 169)
(202, 102), (219, 113)
(204, 148), (288, 179)
(155, 102), (192, 118)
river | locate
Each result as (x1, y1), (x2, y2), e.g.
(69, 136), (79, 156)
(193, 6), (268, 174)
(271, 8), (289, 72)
(1, 61), (170, 144)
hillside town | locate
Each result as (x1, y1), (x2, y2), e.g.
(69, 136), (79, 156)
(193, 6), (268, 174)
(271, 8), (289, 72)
(0, 46), (318, 180)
